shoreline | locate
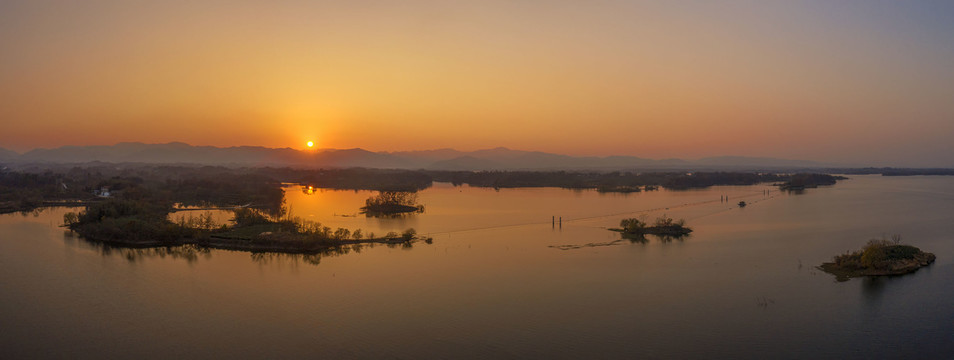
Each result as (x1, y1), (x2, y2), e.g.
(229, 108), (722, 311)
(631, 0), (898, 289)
(73, 232), (425, 254)
(818, 252), (935, 281)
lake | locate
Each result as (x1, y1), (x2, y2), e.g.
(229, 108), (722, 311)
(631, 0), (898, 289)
(1, 175), (953, 359)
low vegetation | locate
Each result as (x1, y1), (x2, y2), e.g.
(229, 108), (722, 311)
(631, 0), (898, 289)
(819, 235), (935, 281)
(0, 168), (98, 213)
(0, 165), (286, 215)
(2, 163), (849, 215)
(66, 198), (181, 245)
(596, 185), (642, 193)
(836, 168), (954, 176)
(778, 173), (844, 191)
(429, 171), (793, 190)
(611, 216), (693, 238)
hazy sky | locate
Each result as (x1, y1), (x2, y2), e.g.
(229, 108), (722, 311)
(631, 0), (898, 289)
(2, 1), (953, 166)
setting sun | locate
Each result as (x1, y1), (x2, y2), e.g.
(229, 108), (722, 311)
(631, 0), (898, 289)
(2, 2), (954, 358)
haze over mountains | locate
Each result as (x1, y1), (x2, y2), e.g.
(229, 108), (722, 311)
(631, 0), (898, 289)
(0, 142), (842, 171)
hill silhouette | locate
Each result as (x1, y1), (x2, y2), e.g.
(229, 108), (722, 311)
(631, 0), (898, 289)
(4, 142), (835, 171)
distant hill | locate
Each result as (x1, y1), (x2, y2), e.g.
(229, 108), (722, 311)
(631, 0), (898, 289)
(695, 156), (824, 169)
(20, 142), (297, 165)
(17, 142), (417, 168)
(7, 142), (842, 171)
(428, 156), (503, 171)
(0, 147), (18, 161)
(387, 148), (465, 162)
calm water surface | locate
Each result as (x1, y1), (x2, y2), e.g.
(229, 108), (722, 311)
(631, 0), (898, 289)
(1, 175), (953, 359)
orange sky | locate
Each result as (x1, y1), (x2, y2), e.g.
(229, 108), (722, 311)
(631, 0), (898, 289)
(2, 1), (953, 166)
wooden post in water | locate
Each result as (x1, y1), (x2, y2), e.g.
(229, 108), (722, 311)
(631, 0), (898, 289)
(559, 216), (562, 228)
(552, 216), (555, 228)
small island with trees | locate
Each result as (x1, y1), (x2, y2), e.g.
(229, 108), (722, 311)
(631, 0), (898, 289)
(360, 191), (425, 216)
(819, 236), (936, 281)
(778, 173), (846, 191)
(610, 216), (693, 238)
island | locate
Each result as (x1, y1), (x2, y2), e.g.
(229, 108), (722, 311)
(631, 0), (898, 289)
(819, 237), (935, 281)
(610, 216), (693, 238)
(596, 185), (642, 193)
(360, 191), (425, 216)
(778, 173), (846, 191)
(64, 198), (430, 254)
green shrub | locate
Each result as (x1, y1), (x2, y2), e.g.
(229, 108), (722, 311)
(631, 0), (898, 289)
(860, 246), (887, 268)
(856, 237), (921, 269)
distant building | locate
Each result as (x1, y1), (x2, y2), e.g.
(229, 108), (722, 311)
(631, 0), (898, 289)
(94, 186), (111, 198)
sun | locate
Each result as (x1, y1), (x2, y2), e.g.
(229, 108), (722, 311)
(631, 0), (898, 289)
(306, 141), (314, 148)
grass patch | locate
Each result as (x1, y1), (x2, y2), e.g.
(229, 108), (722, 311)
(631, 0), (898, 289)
(213, 224), (281, 240)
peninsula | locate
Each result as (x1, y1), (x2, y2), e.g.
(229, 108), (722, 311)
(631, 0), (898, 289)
(64, 199), (429, 254)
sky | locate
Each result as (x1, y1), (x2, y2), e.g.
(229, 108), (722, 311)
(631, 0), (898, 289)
(1, 0), (953, 166)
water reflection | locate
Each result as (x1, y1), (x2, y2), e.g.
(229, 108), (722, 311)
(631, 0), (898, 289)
(626, 233), (690, 243)
(550, 233), (688, 250)
(363, 210), (419, 219)
(15, 207), (48, 218)
(861, 276), (890, 302)
(251, 250), (333, 266)
(64, 227), (427, 267)
(248, 240), (420, 266)
(249, 243), (365, 266)
(64, 231), (212, 264)
(5, 175), (954, 359)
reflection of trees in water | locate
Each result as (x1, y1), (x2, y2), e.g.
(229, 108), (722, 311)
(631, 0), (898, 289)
(652, 234), (689, 243)
(551, 233), (687, 250)
(620, 233), (649, 244)
(70, 233), (212, 264)
(248, 241), (416, 266)
(20, 208), (46, 217)
(364, 211), (418, 219)
(621, 232), (689, 244)
(861, 276), (890, 309)
(370, 215), (419, 234)
(64, 228), (422, 266)
(111, 245), (212, 263)
(249, 245), (358, 266)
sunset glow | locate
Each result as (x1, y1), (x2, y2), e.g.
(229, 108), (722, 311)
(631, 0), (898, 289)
(1, 1), (953, 166)
(2, 2), (953, 357)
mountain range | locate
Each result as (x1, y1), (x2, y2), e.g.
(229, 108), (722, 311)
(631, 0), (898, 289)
(0, 142), (834, 171)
